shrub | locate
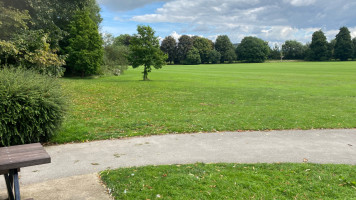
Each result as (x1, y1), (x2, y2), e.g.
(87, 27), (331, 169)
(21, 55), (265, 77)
(0, 68), (66, 146)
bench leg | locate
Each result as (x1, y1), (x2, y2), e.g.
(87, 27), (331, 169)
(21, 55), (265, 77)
(4, 169), (21, 200)
(4, 174), (15, 200)
(11, 169), (21, 200)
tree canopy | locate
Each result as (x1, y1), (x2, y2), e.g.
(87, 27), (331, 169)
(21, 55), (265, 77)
(161, 36), (177, 64)
(66, 9), (103, 77)
(215, 35), (235, 63)
(352, 38), (356, 59)
(282, 40), (306, 60)
(236, 37), (269, 63)
(184, 47), (201, 65)
(193, 37), (213, 64)
(129, 25), (167, 81)
(0, 0), (103, 77)
(269, 45), (281, 60)
(308, 30), (329, 61)
(334, 27), (353, 61)
(177, 35), (193, 63)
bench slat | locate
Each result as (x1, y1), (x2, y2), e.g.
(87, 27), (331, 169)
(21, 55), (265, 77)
(0, 143), (43, 154)
(0, 143), (51, 172)
(0, 149), (49, 161)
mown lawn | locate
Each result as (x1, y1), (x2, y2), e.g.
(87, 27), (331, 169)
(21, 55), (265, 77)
(100, 163), (356, 199)
(52, 62), (356, 143)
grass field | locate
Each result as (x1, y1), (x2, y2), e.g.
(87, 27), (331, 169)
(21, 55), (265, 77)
(100, 163), (356, 199)
(52, 62), (356, 143)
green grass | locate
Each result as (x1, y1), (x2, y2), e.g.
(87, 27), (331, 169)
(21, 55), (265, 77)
(52, 62), (356, 143)
(100, 163), (356, 199)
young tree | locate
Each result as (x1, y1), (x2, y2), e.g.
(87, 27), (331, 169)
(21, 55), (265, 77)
(334, 27), (353, 61)
(66, 9), (103, 77)
(215, 35), (236, 63)
(129, 25), (167, 81)
(309, 30), (328, 61)
(177, 35), (193, 63)
(236, 37), (269, 63)
(160, 36), (177, 64)
(282, 40), (306, 60)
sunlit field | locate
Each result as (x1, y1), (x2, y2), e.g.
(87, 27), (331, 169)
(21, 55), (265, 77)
(53, 61), (356, 143)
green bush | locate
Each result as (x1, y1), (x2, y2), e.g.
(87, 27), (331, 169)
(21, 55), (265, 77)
(0, 68), (66, 146)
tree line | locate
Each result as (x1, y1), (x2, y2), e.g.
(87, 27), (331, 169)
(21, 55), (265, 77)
(160, 27), (356, 64)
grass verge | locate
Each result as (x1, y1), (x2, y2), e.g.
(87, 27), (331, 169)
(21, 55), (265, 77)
(100, 163), (356, 199)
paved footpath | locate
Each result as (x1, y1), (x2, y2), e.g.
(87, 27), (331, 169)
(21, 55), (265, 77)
(1, 129), (356, 199)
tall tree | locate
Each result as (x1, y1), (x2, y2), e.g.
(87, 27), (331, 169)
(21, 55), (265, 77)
(334, 27), (353, 61)
(309, 30), (328, 61)
(282, 40), (306, 60)
(326, 39), (336, 60)
(269, 44), (281, 60)
(160, 36), (177, 64)
(352, 38), (356, 59)
(208, 50), (221, 64)
(193, 37), (213, 64)
(0, 2), (31, 40)
(3, 0), (102, 49)
(177, 35), (193, 63)
(236, 36), (269, 63)
(66, 9), (103, 77)
(184, 47), (201, 65)
(215, 35), (236, 63)
(114, 34), (132, 47)
(129, 25), (167, 81)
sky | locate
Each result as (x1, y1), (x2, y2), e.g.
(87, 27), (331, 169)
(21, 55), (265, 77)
(98, 0), (356, 45)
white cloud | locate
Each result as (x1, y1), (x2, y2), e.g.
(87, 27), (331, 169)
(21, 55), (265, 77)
(287, 0), (317, 7)
(128, 0), (356, 43)
(113, 16), (123, 21)
(170, 31), (181, 41)
(350, 27), (356, 39)
(98, 0), (172, 11)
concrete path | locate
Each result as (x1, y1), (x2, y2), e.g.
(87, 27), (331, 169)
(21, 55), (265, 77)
(1, 129), (356, 199)
(0, 174), (111, 200)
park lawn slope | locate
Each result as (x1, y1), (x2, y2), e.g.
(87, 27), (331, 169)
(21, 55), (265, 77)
(53, 62), (356, 143)
(100, 163), (356, 199)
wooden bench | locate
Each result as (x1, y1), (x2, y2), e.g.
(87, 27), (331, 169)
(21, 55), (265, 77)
(0, 143), (51, 200)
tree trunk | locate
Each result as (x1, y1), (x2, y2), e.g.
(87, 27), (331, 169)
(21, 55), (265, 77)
(143, 66), (148, 81)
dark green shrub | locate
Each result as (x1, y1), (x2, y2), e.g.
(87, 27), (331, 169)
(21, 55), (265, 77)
(0, 68), (66, 146)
